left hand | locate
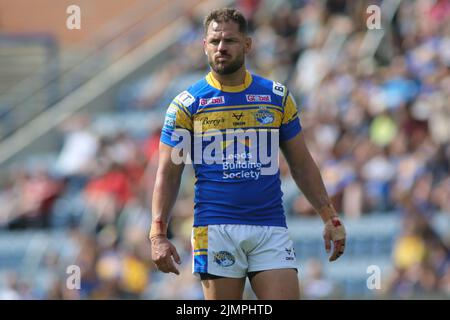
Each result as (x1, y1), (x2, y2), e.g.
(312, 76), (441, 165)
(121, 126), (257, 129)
(323, 216), (346, 262)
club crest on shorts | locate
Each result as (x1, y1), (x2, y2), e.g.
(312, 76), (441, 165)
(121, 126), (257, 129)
(254, 106), (274, 125)
(213, 251), (235, 267)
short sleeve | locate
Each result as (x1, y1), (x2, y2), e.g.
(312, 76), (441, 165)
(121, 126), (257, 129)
(280, 91), (302, 141)
(160, 91), (195, 147)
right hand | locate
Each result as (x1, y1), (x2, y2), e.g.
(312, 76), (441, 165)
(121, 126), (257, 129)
(150, 236), (181, 275)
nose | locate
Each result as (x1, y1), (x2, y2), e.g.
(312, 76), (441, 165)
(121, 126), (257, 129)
(217, 40), (227, 53)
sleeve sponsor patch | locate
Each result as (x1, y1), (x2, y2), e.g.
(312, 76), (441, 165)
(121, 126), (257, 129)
(272, 82), (285, 97)
(164, 104), (177, 129)
(175, 91), (195, 107)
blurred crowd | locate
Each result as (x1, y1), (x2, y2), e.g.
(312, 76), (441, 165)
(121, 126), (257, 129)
(0, 0), (449, 299)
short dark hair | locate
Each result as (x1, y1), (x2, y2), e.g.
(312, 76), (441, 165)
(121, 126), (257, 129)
(203, 8), (248, 35)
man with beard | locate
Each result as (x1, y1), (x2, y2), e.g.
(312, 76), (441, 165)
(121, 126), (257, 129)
(150, 8), (346, 300)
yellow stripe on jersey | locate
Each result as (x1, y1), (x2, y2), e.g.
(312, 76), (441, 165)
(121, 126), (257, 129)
(170, 103), (193, 130)
(192, 108), (283, 132)
(172, 100), (192, 117)
(192, 226), (208, 256)
(282, 93), (299, 125)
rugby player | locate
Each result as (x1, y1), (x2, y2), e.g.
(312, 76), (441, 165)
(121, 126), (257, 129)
(150, 8), (346, 300)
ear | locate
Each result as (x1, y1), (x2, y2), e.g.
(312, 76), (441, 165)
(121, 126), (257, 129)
(244, 36), (252, 54)
(203, 38), (207, 55)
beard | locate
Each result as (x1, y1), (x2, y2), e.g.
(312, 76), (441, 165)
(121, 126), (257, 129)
(208, 53), (245, 75)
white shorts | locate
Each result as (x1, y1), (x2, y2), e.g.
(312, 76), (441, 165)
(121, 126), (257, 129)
(191, 224), (298, 278)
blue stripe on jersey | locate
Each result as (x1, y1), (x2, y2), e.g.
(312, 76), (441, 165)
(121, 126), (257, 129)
(199, 103), (284, 112)
(280, 117), (301, 141)
(197, 106), (283, 114)
(172, 101), (191, 118)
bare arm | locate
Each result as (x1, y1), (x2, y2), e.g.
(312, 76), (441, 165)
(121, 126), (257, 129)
(151, 142), (185, 226)
(150, 142), (185, 274)
(280, 132), (332, 222)
(280, 131), (346, 261)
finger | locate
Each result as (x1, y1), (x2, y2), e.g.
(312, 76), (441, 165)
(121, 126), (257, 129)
(153, 252), (175, 272)
(167, 262), (180, 275)
(154, 262), (169, 273)
(171, 246), (181, 265)
(157, 259), (180, 275)
(162, 257), (180, 275)
(329, 240), (344, 262)
(323, 233), (331, 254)
(339, 239), (346, 255)
(330, 240), (342, 261)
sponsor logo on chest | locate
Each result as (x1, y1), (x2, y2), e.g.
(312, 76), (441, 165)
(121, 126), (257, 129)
(198, 117), (225, 126)
(199, 96), (225, 106)
(246, 94), (272, 103)
(232, 112), (245, 126)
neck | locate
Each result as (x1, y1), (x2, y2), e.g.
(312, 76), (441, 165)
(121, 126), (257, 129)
(211, 65), (246, 86)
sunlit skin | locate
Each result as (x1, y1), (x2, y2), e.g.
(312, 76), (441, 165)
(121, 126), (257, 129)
(203, 20), (252, 86)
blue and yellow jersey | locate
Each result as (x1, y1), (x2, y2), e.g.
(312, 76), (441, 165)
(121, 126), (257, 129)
(161, 70), (301, 227)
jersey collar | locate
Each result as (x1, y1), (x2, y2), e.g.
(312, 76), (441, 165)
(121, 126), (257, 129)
(206, 70), (252, 93)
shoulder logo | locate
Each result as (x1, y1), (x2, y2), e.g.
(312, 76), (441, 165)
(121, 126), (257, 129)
(175, 91), (195, 107)
(246, 94), (271, 103)
(272, 82), (285, 97)
(199, 96), (225, 107)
